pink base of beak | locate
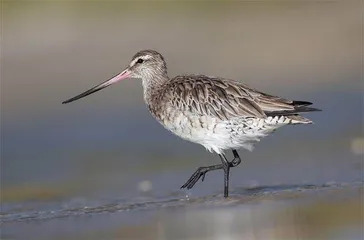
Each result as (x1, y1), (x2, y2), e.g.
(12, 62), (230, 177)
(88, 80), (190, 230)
(62, 69), (131, 104)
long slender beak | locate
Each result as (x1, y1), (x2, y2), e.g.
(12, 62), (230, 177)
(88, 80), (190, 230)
(62, 68), (131, 104)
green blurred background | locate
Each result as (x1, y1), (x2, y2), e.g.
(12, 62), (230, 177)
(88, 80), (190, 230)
(1, 0), (363, 239)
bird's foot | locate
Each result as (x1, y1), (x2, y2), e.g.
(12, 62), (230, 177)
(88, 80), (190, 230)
(181, 164), (223, 190)
(180, 150), (242, 193)
(231, 158), (240, 167)
(231, 149), (241, 167)
(181, 167), (209, 189)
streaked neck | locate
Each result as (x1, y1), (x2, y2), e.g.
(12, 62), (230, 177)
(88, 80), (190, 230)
(141, 70), (169, 103)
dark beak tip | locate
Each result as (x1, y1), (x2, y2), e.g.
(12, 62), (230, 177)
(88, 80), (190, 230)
(61, 71), (126, 105)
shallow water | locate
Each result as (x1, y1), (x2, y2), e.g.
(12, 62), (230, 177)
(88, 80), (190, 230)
(1, 183), (363, 239)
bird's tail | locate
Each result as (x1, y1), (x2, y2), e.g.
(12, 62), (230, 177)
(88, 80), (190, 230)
(286, 114), (314, 124)
(266, 100), (321, 117)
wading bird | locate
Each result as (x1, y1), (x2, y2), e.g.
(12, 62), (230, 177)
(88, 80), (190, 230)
(63, 50), (320, 197)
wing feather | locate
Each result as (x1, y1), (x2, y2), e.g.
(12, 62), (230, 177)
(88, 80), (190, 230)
(159, 75), (319, 120)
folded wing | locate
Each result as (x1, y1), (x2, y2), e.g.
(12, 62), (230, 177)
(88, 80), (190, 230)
(162, 75), (320, 121)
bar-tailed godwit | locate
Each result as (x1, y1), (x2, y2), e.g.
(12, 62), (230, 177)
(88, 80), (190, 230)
(63, 50), (320, 197)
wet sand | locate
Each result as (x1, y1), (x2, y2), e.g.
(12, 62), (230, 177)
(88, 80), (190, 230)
(1, 182), (362, 240)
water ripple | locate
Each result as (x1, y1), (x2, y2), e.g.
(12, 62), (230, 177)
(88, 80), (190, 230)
(1, 181), (362, 224)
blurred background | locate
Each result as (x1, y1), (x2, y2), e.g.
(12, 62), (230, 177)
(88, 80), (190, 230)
(1, 1), (363, 239)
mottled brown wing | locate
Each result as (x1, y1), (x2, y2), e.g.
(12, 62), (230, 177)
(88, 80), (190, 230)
(162, 75), (318, 121)
(162, 75), (268, 120)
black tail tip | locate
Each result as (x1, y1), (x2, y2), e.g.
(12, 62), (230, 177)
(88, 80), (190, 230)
(292, 100), (313, 106)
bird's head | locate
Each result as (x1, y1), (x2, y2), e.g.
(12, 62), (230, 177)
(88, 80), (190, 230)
(62, 49), (167, 104)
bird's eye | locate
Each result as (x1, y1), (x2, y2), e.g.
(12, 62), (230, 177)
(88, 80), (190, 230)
(136, 58), (144, 64)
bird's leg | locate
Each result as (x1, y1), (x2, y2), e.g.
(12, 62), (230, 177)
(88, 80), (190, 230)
(231, 149), (242, 167)
(219, 153), (230, 198)
(221, 149), (242, 197)
(180, 150), (242, 196)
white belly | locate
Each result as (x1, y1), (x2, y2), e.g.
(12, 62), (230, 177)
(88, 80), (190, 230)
(157, 108), (289, 154)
